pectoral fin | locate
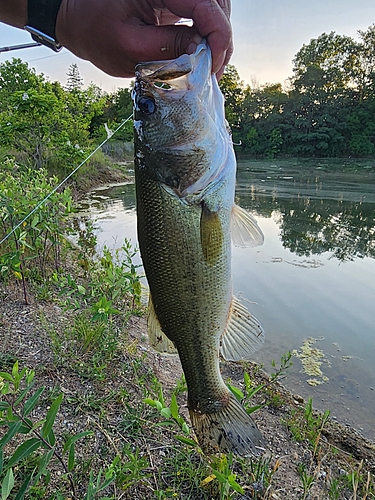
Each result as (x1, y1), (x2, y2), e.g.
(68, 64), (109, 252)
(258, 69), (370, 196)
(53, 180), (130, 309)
(147, 295), (177, 354)
(231, 205), (264, 247)
(200, 202), (223, 266)
(220, 297), (265, 361)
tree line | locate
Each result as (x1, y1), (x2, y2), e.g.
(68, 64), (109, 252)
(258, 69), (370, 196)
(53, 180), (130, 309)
(1, 24), (375, 171)
(0, 60), (133, 176)
(220, 24), (375, 158)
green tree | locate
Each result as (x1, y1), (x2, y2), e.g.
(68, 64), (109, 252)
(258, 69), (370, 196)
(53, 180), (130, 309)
(65, 63), (84, 92)
(219, 64), (245, 136)
(0, 59), (95, 169)
(292, 31), (358, 92)
(0, 87), (85, 169)
(0, 58), (44, 111)
(102, 86), (133, 142)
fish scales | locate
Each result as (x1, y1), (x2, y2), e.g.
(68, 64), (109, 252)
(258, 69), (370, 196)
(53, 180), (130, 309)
(135, 165), (232, 410)
(133, 41), (265, 456)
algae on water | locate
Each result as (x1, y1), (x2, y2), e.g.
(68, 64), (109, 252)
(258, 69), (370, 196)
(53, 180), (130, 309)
(292, 337), (330, 386)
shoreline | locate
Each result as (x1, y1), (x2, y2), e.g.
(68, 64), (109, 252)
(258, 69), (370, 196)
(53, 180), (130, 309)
(1, 281), (374, 498)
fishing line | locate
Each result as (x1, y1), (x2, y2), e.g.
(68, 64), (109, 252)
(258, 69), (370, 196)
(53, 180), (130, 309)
(0, 114), (133, 246)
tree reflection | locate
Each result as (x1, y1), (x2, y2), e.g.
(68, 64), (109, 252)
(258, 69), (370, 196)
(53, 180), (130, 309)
(236, 180), (375, 262)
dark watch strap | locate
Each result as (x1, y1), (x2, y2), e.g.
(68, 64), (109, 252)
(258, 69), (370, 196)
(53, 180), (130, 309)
(24, 0), (63, 52)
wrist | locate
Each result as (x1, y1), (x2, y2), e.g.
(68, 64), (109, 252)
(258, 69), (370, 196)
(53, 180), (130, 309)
(25, 0), (63, 51)
(0, 0), (28, 29)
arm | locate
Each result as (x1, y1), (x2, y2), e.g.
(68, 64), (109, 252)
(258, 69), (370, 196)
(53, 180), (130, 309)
(56, 0), (232, 78)
(0, 0), (232, 78)
(0, 0), (27, 28)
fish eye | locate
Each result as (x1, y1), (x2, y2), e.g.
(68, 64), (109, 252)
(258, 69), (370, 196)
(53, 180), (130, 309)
(138, 96), (156, 114)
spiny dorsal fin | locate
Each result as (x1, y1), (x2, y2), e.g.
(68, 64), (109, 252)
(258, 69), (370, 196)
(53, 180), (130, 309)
(147, 295), (177, 354)
(220, 297), (265, 361)
(200, 202), (223, 266)
(231, 204), (264, 248)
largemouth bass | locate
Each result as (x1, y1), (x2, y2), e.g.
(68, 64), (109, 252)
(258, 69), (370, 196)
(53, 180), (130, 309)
(133, 41), (265, 456)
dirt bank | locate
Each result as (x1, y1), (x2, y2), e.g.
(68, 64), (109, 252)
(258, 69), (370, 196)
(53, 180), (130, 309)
(1, 281), (374, 499)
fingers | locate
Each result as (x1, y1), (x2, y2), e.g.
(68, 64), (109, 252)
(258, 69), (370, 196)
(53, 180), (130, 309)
(120, 24), (204, 71)
(56, 0), (232, 78)
(162, 0), (232, 75)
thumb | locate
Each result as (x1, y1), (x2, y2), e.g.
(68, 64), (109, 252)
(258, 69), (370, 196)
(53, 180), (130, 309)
(127, 24), (203, 65)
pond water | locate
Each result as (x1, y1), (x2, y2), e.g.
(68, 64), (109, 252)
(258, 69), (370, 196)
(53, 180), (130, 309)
(76, 159), (375, 441)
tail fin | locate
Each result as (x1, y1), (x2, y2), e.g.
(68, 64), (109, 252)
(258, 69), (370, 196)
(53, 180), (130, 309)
(189, 394), (264, 456)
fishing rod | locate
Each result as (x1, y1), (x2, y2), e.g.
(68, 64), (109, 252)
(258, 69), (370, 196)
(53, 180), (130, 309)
(0, 42), (41, 54)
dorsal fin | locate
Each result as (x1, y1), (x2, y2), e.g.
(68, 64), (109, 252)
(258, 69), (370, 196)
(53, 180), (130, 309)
(220, 297), (265, 361)
(231, 205), (264, 248)
(147, 295), (177, 354)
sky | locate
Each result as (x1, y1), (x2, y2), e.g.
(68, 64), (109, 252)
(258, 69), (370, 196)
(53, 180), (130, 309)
(1, 0), (375, 93)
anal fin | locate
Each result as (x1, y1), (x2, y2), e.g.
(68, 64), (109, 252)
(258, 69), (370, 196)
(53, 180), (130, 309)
(147, 295), (177, 354)
(220, 297), (265, 361)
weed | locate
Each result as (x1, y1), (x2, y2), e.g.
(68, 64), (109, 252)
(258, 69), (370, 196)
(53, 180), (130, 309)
(201, 454), (244, 499)
(227, 351), (293, 415)
(0, 161), (73, 303)
(287, 397), (330, 452)
(327, 476), (341, 499)
(115, 443), (150, 491)
(243, 455), (280, 498)
(0, 361), (93, 499)
(298, 463), (315, 499)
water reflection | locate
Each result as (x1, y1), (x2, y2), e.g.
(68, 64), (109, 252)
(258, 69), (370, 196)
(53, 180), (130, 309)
(236, 161), (375, 262)
(76, 161), (375, 441)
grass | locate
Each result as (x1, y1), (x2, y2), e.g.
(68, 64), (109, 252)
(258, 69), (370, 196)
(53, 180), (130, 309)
(1, 226), (374, 499)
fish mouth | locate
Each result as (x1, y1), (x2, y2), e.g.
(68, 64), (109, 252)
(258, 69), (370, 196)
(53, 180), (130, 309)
(135, 41), (209, 83)
(134, 41), (211, 104)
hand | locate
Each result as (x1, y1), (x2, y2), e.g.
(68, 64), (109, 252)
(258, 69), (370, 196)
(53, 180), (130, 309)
(56, 0), (232, 79)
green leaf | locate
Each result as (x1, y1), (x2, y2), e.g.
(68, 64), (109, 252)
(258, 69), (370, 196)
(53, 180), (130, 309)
(227, 383), (244, 401)
(0, 401), (10, 411)
(155, 400), (163, 411)
(0, 373), (14, 382)
(246, 404), (262, 415)
(0, 420), (22, 448)
(11, 361), (19, 378)
(6, 438), (41, 468)
(143, 398), (157, 408)
(160, 407), (171, 419)
(31, 215), (39, 228)
(18, 418), (33, 434)
(41, 393), (63, 439)
(175, 436), (197, 447)
(244, 371), (251, 388)
(170, 393), (179, 420)
(181, 422), (190, 435)
(63, 431), (93, 454)
(68, 442), (75, 471)
(212, 469), (227, 483)
(37, 448), (54, 474)
(0, 449), (3, 474)
(1, 467), (14, 500)
(13, 472), (33, 500)
(47, 428), (56, 447)
(14, 380), (36, 406)
(228, 475), (244, 494)
(22, 387), (44, 416)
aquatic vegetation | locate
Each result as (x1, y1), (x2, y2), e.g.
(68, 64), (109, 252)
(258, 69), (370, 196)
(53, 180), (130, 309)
(292, 337), (330, 386)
